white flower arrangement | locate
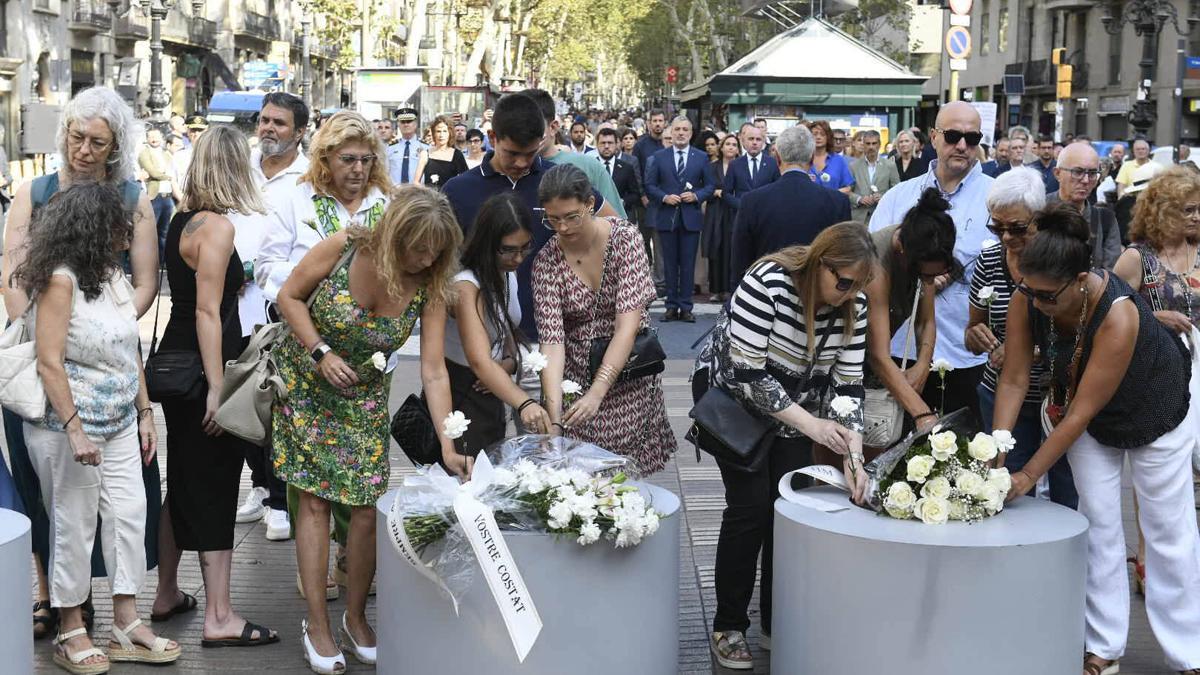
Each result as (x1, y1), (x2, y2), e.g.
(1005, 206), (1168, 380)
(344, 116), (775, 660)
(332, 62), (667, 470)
(876, 429), (1013, 524)
(977, 285), (996, 306)
(371, 351), (387, 372)
(524, 350), (549, 375)
(442, 411), (471, 440)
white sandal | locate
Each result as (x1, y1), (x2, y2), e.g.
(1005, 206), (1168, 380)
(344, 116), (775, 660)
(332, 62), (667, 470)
(53, 627), (109, 675)
(340, 611), (376, 665)
(108, 618), (180, 664)
(302, 619), (346, 674)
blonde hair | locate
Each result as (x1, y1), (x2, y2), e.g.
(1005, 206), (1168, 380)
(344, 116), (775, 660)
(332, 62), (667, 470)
(348, 184), (462, 308)
(301, 111), (392, 197)
(759, 221), (877, 348)
(182, 124), (266, 215)
(1129, 165), (1200, 248)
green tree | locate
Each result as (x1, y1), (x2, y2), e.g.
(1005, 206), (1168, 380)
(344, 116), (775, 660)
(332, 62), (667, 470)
(831, 0), (913, 63)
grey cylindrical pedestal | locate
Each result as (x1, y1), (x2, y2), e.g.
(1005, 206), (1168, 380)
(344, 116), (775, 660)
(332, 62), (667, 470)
(375, 482), (680, 674)
(0, 509), (33, 673)
(773, 487), (1088, 675)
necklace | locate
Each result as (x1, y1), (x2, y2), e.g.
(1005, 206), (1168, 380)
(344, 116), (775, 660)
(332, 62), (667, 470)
(1045, 281), (1090, 425)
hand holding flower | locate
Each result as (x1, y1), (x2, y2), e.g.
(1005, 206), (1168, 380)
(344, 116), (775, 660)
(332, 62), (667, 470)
(562, 389), (602, 428)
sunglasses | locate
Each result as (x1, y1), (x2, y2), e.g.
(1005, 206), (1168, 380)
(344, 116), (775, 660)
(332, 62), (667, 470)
(935, 128), (983, 147)
(986, 217), (1031, 237)
(1016, 278), (1073, 304)
(825, 263), (857, 292)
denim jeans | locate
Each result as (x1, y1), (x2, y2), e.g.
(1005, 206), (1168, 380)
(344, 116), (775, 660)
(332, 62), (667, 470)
(977, 382), (1078, 509)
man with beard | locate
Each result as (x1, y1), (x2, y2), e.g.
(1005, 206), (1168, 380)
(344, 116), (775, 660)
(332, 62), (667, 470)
(634, 109), (671, 288)
(453, 120), (469, 152)
(244, 91), (311, 543)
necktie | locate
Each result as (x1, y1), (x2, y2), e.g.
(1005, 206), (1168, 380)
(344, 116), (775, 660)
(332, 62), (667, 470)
(401, 140), (411, 183)
(605, 158), (612, 176)
(676, 150), (685, 176)
(751, 156), (758, 182)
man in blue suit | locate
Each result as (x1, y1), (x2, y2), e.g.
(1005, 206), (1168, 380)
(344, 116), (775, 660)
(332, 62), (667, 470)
(725, 122), (781, 209)
(645, 115), (715, 322)
(730, 124), (851, 287)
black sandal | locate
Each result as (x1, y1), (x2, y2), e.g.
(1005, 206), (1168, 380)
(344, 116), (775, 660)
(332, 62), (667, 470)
(150, 592), (197, 622)
(32, 600), (58, 641)
(200, 620), (280, 648)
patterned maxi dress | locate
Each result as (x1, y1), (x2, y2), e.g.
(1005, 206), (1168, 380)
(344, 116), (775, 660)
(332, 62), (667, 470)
(533, 219), (677, 476)
(272, 242), (427, 506)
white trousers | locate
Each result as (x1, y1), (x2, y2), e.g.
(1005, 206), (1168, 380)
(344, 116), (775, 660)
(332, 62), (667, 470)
(24, 422), (146, 608)
(1069, 410), (1200, 670)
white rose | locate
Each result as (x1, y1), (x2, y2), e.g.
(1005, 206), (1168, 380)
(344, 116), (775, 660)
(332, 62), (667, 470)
(371, 351), (387, 372)
(830, 395), (858, 418)
(441, 410), (471, 440)
(524, 350), (549, 375)
(929, 430), (958, 461)
(561, 380), (582, 395)
(991, 429), (1017, 454)
(955, 470), (985, 496)
(976, 484), (1004, 513)
(885, 482), (917, 510)
(920, 476), (952, 500)
(884, 502), (914, 519)
(914, 496), (951, 525)
(967, 432), (999, 462)
(977, 286), (996, 304)
(577, 521), (602, 545)
(931, 358), (953, 375)
(948, 498), (968, 521)
(906, 455), (935, 483)
(987, 467), (1012, 494)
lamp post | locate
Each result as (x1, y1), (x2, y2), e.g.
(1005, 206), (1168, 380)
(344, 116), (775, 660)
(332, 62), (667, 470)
(300, 3), (312, 108)
(1100, 0), (1199, 138)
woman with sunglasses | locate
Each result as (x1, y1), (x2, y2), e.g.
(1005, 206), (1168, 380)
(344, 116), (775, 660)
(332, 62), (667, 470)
(965, 168), (1078, 508)
(446, 193), (552, 453)
(993, 203), (1200, 675)
(862, 188), (959, 441)
(693, 222), (875, 670)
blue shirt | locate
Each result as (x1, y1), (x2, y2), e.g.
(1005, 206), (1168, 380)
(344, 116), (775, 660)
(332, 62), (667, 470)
(808, 152), (853, 190)
(1035, 159), (1059, 193)
(868, 160), (994, 369)
(387, 136), (428, 184)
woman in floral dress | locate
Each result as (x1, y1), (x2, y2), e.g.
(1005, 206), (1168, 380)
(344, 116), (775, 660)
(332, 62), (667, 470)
(272, 184), (464, 673)
(533, 164), (676, 476)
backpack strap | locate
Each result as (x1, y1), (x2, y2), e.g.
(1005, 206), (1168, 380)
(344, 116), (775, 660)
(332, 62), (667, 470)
(30, 174), (58, 208)
(120, 180), (142, 210)
(1133, 244), (1165, 312)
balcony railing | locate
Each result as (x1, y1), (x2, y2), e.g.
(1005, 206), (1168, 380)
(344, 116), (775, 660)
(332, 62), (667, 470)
(190, 16), (217, 47)
(114, 8), (150, 39)
(239, 11), (281, 40)
(70, 1), (113, 33)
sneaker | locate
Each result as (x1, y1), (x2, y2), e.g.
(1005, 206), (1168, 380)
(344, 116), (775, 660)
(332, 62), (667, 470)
(235, 487), (269, 524)
(264, 508), (291, 541)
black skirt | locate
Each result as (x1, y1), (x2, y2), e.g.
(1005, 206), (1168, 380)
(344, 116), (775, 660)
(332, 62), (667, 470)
(446, 358), (507, 457)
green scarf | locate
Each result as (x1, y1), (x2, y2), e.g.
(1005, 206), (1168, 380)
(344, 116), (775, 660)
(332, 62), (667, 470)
(310, 195), (385, 237)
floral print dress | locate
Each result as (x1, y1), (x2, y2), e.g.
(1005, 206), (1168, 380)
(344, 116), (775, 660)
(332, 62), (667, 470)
(272, 242), (426, 506)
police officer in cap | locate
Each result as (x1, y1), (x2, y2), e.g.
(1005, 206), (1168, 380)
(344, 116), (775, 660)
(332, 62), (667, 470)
(388, 107), (428, 185)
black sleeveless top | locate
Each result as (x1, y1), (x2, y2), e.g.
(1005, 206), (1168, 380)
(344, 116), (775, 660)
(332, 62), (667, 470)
(1032, 272), (1190, 448)
(157, 210), (244, 361)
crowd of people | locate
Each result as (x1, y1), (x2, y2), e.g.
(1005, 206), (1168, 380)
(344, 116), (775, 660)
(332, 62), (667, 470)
(0, 83), (1199, 675)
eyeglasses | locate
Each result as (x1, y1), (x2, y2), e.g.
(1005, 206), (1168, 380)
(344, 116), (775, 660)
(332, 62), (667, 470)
(1016, 278), (1073, 304)
(824, 262), (857, 292)
(337, 154), (376, 167)
(1184, 204), (1200, 217)
(541, 209), (590, 231)
(986, 217), (1032, 237)
(499, 242), (534, 258)
(67, 130), (113, 155)
(1060, 167), (1103, 181)
(934, 128), (984, 147)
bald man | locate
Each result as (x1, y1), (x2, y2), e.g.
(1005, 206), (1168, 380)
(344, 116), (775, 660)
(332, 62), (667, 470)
(1048, 142), (1123, 269)
(869, 101), (995, 424)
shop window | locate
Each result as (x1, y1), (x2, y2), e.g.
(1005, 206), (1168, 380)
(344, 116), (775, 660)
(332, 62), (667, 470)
(998, 5), (1009, 52)
(980, 0), (991, 56)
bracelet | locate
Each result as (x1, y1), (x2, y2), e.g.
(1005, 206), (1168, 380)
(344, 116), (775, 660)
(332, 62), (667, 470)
(595, 363), (619, 385)
(914, 412), (937, 421)
(137, 407), (153, 420)
(63, 410), (79, 428)
(517, 398), (538, 414)
(551, 422), (565, 430)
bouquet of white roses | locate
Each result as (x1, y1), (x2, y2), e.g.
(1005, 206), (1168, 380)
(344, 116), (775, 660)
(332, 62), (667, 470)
(865, 410), (1015, 524)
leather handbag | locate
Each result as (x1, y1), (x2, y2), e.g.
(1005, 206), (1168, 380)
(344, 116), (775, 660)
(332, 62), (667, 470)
(144, 258), (235, 402)
(0, 316), (46, 421)
(586, 230), (666, 383)
(390, 394), (441, 467)
(214, 244), (358, 443)
(861, 280), (921, 449)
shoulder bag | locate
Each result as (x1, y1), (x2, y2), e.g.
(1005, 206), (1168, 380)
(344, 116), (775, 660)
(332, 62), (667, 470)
(215, 243), (357, 445)
(689, 320), (835, 472)
(861, 280), (922, 449)
(0, 315), (45, 421)
(587, 224), (666, 383)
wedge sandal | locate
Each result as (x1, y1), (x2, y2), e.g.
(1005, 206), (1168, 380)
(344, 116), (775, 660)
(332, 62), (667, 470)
(53, 627), (109, 675)
(108, 618), (181, 665)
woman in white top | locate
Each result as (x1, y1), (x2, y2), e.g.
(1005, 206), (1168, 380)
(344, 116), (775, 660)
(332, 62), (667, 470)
(463, 128), (487, 170)
(14, 182), (180, 671)
(445, 193), (552, 456)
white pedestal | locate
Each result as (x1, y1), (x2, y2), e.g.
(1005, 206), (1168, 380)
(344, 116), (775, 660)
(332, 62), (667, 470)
(0, 509), (32, 673)
(773, 487), (1088, 675)
(375, 482), (680, 674)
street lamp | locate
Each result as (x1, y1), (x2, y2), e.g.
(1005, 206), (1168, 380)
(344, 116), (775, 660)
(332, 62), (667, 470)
(1100, 0), (1200, 137)
(299, 1), (312, 108)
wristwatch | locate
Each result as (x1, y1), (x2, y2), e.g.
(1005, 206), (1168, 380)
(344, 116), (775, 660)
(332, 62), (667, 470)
(310, 343), (332, 363)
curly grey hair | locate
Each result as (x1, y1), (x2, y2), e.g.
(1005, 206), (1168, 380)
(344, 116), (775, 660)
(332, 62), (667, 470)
(56, 86), (143, 183)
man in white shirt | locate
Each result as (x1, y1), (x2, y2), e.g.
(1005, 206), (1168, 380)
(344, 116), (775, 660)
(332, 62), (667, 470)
(242, 91), (311, 542)
(387, 107), (428, 184)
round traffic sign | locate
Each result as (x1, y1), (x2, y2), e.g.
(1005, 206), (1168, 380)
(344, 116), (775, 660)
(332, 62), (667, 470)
(948, 0), (973, 15)
(945, 26), (972, 60)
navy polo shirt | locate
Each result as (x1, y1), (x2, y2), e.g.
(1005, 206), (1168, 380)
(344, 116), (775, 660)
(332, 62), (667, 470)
(442, 151), (606, 341)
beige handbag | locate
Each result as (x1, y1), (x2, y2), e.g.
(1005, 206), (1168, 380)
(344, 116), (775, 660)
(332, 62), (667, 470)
(0, 316), (46, 421)
(861, 280), (922, 449)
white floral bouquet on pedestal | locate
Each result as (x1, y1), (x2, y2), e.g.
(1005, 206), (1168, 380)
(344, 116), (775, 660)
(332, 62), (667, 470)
(867, 410), (1015, 524)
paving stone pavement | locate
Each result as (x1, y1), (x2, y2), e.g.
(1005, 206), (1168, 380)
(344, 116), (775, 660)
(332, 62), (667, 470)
(9, 298), (1191, 674)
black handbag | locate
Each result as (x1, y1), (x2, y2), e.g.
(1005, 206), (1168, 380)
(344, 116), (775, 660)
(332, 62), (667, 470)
(688, 321), (834, 472)
(390, 393), (441, 466)
(586, 229), (666, 383)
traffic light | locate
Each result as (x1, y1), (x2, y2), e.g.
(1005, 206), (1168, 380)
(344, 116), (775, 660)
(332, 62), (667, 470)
(1057, 63), (1073, 99)
(1051, 47), (1066, 65)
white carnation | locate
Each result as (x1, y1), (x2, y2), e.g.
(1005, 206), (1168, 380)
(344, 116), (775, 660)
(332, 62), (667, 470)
(829, 395), (858, 417)
(931, 358), (953, 375)
(441, 411), (471, 440)
(986, 467), (1012, 494)
(967, 432), (999, 462)
(524, 350), (549, 375)
(577, 521), (602, 545)
(914, 496), (951, 525)
(920, 476), (952, 500)
(547, 500), (573, 529)
(991, 429), (1017, 454)
(929, 430), (958, 461)
(561, 380), (583, 395)
(906, 455), (936, 483)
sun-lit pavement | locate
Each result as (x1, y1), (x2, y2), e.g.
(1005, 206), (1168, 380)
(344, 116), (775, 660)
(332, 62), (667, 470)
(4, 296), (1187, 674)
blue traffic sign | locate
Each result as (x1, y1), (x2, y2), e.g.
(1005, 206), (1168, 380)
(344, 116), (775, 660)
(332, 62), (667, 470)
(945, 26), (972, 60)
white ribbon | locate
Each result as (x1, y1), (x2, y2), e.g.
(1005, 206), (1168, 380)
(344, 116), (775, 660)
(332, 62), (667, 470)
(778, 465), (852, 513)
(386, 454), (543, 662)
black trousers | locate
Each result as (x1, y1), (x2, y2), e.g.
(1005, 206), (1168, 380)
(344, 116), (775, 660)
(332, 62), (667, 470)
(920, 363), (985, 427)
(712, 436), (812, 635)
